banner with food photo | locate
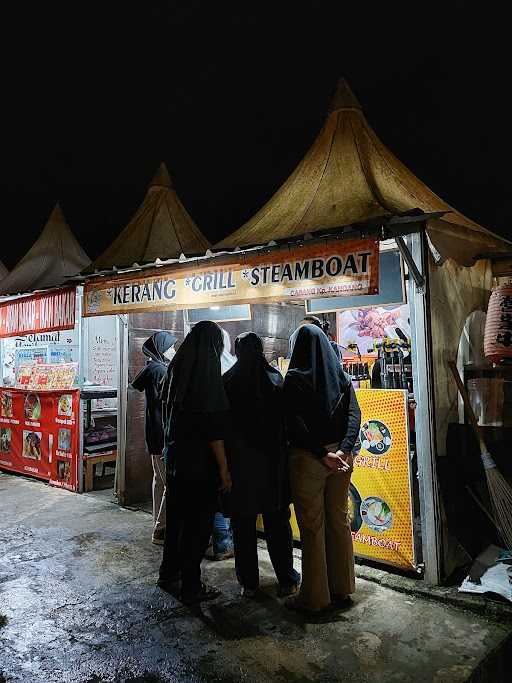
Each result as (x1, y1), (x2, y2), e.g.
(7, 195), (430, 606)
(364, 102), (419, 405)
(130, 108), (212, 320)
(0, 387), (80, 491)
(350, 388), (416, 570)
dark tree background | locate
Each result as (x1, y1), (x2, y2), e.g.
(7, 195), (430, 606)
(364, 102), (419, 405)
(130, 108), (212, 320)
(1, 2), (509, 267)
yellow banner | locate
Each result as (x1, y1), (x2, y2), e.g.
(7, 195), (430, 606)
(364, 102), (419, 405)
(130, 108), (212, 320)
(264, 388), (415, 571)
(83, 239), (379, 316)
(350, 389), (415, 570)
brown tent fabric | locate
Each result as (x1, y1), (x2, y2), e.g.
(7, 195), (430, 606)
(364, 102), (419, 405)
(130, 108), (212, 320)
(0, 261), (8, 282)
(217, 81), (508, 265)
(0, 204), (91, 295)
(89, 163), (211, 271)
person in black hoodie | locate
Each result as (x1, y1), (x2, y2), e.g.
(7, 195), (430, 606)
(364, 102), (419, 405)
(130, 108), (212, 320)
(223, 332), (300, 598)
(158, 321), (232, 605)
(132, 331), (177, 545)
(284, 324), (361, 614)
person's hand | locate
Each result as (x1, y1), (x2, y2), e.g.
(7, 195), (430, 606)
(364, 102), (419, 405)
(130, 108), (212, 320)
(322, 452), (344, 472)
(219, 467), (232, 493)
(337, 451), (354, 473)
(322, 451), (353, 473)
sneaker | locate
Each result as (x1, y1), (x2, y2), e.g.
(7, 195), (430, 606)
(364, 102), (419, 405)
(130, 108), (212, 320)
(180, 582), (221, 606)
(277, 582), (300, 598)
(213, 548), (235, 561)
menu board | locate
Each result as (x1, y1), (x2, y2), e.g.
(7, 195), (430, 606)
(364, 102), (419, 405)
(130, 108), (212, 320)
(15, 363), (78, 390)
(87, 317), (118, 409)
(0, 387), (80, 491)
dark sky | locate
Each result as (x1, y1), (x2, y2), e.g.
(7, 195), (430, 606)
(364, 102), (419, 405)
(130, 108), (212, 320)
(2, 2), (510, 269)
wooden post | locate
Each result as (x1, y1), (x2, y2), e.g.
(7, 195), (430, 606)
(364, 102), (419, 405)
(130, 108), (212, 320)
(408, 228), (442, 585)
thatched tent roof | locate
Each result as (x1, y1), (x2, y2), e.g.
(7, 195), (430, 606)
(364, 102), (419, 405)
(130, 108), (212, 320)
(217, 80), (508, 265)
(0, 203), (90, 295)
(89, 163), (211, 271)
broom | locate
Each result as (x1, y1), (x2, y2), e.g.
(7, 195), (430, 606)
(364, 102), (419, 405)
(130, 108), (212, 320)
(449, 361), (512, 550)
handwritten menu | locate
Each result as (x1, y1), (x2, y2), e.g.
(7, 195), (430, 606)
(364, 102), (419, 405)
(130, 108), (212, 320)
(88, 325), (117, 409)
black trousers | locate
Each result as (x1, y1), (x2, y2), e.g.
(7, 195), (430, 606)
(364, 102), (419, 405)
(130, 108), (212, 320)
(159, 473), (216, 596)
(231, 507), (300, 590)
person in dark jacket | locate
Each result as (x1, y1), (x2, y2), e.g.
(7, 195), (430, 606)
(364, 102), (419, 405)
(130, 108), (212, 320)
(132, 331), (176, 545)
(157, 321), (232, 605)
(223, 332), (300, 598)
(284, 324), (361, 614)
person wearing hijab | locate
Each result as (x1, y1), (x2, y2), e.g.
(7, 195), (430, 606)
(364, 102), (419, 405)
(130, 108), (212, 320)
(208, 327), (236, 562)
(223, 332), (300, 598)
(288, 316), (342, 363)
(132, 331), (176, 545)
(157, 321), (232, 605)
(284, 324), (361, 614)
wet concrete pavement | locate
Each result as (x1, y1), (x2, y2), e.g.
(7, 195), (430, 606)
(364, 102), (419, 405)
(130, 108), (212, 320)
(0, 471), (511, 683)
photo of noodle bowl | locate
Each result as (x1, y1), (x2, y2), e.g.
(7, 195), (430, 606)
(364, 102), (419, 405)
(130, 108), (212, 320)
(22, 431), (42, 460)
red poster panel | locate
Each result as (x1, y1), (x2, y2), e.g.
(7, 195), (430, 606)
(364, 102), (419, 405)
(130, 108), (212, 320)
(0, 388), (80, 492)
(0, 288), (76, 338)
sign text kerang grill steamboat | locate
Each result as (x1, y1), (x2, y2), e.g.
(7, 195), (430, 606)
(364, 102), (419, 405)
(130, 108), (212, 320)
(84, 239), (378, 316)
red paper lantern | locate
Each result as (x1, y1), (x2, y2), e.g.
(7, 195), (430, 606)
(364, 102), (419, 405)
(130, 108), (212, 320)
(484, 283), (512, 363)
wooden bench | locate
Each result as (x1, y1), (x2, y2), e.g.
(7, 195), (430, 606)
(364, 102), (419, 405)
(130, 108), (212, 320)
(83, 449), (117, 492)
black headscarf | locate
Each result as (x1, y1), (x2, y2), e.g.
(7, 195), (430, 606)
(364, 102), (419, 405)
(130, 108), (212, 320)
(286, 324), (350, 418)
(161, 320), (229, 413)
(224, 332), (282, 401)
(224, 332), (283, 443)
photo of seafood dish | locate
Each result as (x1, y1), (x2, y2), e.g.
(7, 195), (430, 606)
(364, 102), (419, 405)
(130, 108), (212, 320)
(361, 496), (393, 533)
(24, 393), (41, 421)
(1, 391), (13, 418)
(58, 394), (73, 417)
(360, 420), (392, 455)
(0, 428), (12, 453)
(58, 428), (72, 451)
(22, 431), (42, 460)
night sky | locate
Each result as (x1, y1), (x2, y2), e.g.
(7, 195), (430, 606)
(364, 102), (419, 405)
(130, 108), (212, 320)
(2, 3), (510, 269)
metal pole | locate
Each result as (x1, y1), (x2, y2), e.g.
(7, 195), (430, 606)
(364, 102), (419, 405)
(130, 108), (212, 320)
(116, 314), (129, 506)
(407, 229), (442, 585)
(77, 287), (85, 493)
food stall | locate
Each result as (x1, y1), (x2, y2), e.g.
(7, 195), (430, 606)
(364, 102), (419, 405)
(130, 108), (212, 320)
(80, 230), (423, 572)
(0, 286), (120, 493)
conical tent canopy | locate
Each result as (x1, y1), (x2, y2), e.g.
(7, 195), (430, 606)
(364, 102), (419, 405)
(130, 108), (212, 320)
(0, 203), (91, 295)
(217, 80), (508, 265)
(89, 162), (211, 271)
(0, 261), (8, 282)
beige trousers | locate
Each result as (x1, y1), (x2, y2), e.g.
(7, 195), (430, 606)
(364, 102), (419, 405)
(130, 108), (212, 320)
(290, 445), (355, 610)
